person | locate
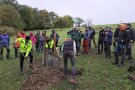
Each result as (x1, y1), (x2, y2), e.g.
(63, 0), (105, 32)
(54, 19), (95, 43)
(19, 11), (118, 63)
(35, 31), (41, 52)
(72, 29), (81, 55)
(14, 33), (21, 58)
(125, 23), (135, 60)
(45, 36), (54, 52)
(38, 32), (45, 52)
(67, 27), (76, 36)
(20, 30), (26, 39)
(19, 36), (33, 74)
(83, 38), (89, 54)
(97, 28), (105, 54)
(45, 36), (54, 67)
(113, 24), (130, 67)
(87, 26), (94, 51)
(29, 32), (36, 50)
(0, 30), (10, 59)
(90, 28), (97, 48)
(104, 27), (113, 58)
(50, 30), (59, 47)
(61, 35), (77, 84)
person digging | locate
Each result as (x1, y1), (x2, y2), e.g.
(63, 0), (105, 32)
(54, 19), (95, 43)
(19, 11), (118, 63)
(19, 36), (33, 74)
(62, 35), (77, 84)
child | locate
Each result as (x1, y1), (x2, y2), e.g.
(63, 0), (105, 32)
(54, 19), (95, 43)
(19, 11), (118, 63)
(38, 32), (45, 52)
(14, 32), (21, 58)
(83, 38), (89, 54)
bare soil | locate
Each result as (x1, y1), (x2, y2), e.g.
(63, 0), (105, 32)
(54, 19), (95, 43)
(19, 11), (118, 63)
(21, 59), (83, 90)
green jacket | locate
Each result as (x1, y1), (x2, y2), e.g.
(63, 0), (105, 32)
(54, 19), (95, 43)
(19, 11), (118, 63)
(72, 31), (81, 41)
(19, 38), (32, 57)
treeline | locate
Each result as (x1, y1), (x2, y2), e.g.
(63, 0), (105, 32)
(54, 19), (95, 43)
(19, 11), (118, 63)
(0, 0), (84, 30)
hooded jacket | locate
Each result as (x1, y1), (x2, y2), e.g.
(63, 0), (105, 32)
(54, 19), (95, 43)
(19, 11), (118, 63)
(29, 32), (36, 46)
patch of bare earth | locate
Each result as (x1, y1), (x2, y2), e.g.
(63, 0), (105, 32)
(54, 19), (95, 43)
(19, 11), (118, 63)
(21, 59), (83, 90)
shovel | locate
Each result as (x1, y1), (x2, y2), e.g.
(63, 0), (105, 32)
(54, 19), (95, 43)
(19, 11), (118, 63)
(24, 57), (34, 70)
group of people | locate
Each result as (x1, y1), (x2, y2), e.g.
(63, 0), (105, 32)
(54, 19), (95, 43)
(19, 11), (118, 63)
(0, 23), (134, 84)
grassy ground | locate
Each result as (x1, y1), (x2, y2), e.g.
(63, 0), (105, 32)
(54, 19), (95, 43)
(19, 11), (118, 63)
(0, 24), (135, 90)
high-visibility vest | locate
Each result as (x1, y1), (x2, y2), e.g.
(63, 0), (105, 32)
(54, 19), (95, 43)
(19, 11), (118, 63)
(19, 38), (32, 56)
(46, 39), (54, 49)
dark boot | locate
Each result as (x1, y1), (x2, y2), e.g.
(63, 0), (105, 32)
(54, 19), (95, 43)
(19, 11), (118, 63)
(20, 68), (24, 75)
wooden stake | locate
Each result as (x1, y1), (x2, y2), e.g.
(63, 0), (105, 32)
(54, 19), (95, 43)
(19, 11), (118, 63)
(53, 31), (57, 53)
(42, 30), (46, 67)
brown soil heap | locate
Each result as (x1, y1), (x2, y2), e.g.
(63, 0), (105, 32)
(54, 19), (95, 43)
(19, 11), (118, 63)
(21, 67), (65, 90)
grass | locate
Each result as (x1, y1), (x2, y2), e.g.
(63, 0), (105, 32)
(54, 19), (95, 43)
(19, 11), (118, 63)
(0, 23), (135, 90)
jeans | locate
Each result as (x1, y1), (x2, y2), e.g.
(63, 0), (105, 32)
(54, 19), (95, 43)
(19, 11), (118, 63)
(63, 51), (76, 77)
(75, 40), (80, 53)
(115, 44), (126, 65)
(38, 42), (44, 52)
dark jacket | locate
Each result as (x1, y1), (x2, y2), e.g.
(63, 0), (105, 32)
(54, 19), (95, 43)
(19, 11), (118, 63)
(114, 28), (120, 38)
(98, 30), (105, 41)
(50, 33), (59, 42)
(67, 29), (76, 36)
(117, 30), (130, 45)
(128, 28), (135, 41)
(104, 31), (113, 44)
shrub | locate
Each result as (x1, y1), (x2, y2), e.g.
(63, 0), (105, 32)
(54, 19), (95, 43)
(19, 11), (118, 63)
(0, 26), (17, 36)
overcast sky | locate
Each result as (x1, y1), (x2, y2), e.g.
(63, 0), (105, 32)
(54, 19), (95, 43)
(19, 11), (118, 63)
(17, 0), (135, 25)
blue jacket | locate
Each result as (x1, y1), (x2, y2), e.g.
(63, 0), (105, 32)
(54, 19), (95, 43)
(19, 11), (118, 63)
(104, 31), (113, 44)
(0, 35), (2, 46)
(1, 34), (10, 46)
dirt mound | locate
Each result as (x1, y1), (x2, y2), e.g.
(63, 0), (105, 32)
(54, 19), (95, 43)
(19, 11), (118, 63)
(21, 58), (83, 90)
(21, 67), (65, 90)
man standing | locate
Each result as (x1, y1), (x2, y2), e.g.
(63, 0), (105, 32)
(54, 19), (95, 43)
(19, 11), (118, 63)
(87, 27), (93, 51)
(62, 35), (77, 84)
(104, 27), (113, 58)
(0, 30), (10, 59)
(97, 28), (105, 54)
(113, 24), (130, 67)
(125, 23), (135, 60)
(19, 36), (33, 74)
(113, 25), (120, 53)
(72, 29), (81, 55)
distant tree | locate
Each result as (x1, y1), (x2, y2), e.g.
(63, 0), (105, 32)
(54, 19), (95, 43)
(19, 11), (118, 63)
(74, 17), (84, 27)
(49, 11), (58, 28)
(37, 10), (51, 29)
(18, 5), (37, 29)
(0, 0), (19, 9)
(0, 5), (23, 28)
(63, 15), (74, 27)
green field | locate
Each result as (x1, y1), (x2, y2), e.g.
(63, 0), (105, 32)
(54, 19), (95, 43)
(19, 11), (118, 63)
(0, 24), (135, 90)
